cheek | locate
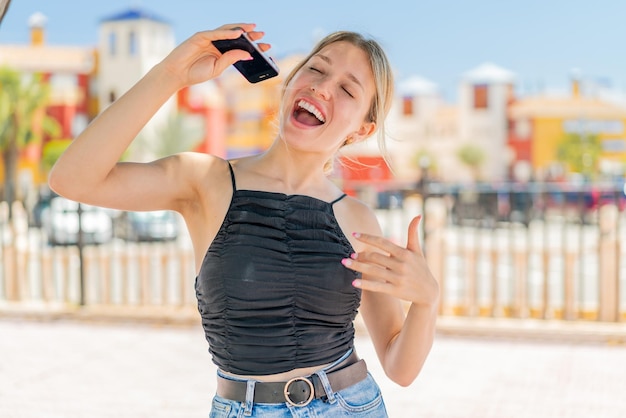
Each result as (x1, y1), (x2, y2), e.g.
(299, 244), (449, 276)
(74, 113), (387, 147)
(335, 104), (368, 134)
(286, 72), (311, 92)
(339, 94), (372, 122)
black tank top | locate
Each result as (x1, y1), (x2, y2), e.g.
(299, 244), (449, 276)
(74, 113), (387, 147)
(194, 161), (362, 375)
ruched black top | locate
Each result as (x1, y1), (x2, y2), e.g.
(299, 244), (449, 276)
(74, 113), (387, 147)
(194, 161), (362, 375)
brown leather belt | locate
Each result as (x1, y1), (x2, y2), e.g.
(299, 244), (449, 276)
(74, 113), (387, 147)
(216, 353), (367, 407)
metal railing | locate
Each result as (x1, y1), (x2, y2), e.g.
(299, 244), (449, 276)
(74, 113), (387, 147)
(0, 233), (196, 308)
(1, 182), (625, 325)
(371, 181), (626, 323)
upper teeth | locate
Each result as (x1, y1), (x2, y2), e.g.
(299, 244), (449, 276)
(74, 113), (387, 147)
(298, 100), (325, 123)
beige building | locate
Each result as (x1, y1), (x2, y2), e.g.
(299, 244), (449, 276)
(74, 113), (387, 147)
(368, 63), (516, 184)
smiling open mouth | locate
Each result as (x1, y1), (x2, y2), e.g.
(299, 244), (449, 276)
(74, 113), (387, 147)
(294, 100), (325, 126)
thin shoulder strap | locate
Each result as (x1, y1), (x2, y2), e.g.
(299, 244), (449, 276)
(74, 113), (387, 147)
(226, 160), (237, 191)
(330, 193), (347, 205)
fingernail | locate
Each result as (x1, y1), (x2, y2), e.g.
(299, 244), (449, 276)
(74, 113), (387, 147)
(341, 258), (352, 267)
(352, 279), (361, 288)
(350, 253), (358, 260)
(352, 232), (361, 238)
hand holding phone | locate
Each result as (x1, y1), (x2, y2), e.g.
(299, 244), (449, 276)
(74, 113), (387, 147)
(212, 31), (279, 84)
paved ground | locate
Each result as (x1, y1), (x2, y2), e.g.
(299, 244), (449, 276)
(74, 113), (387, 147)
(1, 318), (626, 418)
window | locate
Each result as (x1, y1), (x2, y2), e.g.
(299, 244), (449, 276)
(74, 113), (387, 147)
(129, 31), (137, 56)
(108, 32), (116, 56)
(473, 84), (488, 109)
(402, 96), (414, 116)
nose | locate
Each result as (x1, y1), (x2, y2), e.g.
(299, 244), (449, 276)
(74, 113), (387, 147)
(310, 83), (330, 100)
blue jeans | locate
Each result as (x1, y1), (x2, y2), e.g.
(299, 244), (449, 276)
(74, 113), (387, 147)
(209, 353), (388, 417)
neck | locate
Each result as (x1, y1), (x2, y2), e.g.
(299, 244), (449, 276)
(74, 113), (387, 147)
(256, 140), (333, 194)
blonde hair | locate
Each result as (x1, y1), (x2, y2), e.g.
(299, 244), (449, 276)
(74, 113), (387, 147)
(281, 31), (395, 173)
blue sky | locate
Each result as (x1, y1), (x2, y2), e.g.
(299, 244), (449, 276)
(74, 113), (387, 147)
(1, 0), (624, 101)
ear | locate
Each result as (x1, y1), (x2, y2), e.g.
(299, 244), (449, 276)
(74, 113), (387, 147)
(352, 121), (377, 143)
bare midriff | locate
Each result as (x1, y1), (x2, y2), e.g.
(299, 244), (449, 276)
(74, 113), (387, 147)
(220, 363), (332, 382)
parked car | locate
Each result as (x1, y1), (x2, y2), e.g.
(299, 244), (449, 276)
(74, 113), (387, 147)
(114, 210), (179, 242)
(449, 183), (534, 227)
(41, 197), (113, 246)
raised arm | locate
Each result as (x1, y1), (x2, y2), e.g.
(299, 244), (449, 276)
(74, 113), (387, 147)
(48, 24), (263, 212)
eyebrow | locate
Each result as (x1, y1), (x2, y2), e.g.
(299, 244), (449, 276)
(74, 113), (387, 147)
(315, 53), (365, 91)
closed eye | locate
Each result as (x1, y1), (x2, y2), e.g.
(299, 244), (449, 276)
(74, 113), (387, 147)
(342, 86), (354, 98)
(308, 66), (322, 73)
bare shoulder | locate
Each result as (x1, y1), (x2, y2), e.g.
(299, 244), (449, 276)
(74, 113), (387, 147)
(334, 195), (382, 251)
(166, 152), (225, 176)
(165, 152), (230, 186)
(161, 152), (233, 211)
(169, 153), (235, 265)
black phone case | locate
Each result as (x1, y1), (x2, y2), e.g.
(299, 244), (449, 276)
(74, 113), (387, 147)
(212, 34), (279, 83)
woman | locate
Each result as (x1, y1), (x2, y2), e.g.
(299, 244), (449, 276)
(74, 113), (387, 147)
(49, 23), (439, 417)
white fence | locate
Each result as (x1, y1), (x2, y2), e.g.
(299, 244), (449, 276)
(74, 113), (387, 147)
(1, 197), (625, 323)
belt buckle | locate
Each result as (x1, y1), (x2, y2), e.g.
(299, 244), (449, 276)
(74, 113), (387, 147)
(284, 376), (315, 407)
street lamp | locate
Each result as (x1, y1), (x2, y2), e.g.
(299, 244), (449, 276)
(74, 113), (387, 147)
(418, 155), (431, 247)
(77, 203), (86, 306)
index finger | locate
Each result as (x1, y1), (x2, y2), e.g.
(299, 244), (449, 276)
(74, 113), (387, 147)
(214, 23), (257, 34)
(352, 232), (400, 255)
(212, 24), (266, 45)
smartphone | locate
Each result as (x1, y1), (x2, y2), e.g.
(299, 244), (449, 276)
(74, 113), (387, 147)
(212, 32), (280, 83)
